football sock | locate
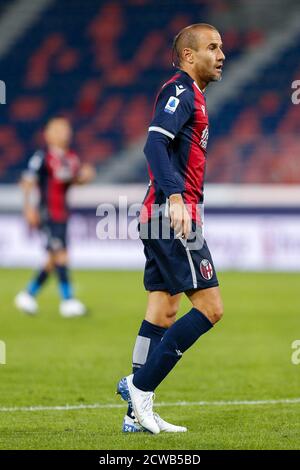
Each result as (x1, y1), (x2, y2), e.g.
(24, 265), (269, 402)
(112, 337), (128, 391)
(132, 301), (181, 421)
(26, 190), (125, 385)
(133, 308), (213, 392)
(55, 265), (73, 300)
(127, 320), (166, 418)
(27, 269), (50, 296)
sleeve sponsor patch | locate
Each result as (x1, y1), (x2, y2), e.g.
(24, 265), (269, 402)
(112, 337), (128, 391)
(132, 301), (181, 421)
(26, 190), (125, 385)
(164, 96), (180, 114)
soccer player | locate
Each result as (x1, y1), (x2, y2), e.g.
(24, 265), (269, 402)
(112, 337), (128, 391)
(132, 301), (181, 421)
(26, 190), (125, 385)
(117, 24), (225, 433)
(15, 117), (95, 317)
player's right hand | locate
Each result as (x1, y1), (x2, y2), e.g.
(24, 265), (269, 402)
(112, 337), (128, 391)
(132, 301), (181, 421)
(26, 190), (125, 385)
(169, 194), (191, 240)
(76, 164), (96, 184)
(24, 207), (40, 227)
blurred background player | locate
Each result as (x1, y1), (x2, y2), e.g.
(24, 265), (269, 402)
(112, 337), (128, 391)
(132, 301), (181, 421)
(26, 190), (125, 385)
(14, 117), (95, 318)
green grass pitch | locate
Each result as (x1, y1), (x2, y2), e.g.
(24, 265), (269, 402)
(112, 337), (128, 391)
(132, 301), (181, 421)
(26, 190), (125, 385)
(0, 269), (299, 450)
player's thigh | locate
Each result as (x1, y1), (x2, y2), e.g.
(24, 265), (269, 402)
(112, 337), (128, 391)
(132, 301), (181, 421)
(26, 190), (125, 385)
(43, 221), (68, 255)
(145, 291), (182, 328)
(186, 286), (223, 325)
(53, 248), (68, 266)
(45, 252), (55, 271)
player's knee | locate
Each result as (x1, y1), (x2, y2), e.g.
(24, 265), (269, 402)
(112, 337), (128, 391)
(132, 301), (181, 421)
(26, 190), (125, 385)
(194, 302), (224, 325)
(146, 305), (178, 328)
(158, 309), (178, 328)
(164, 306), (178, 328)
(53, 250), (68, 266)
(46, 263), (54, 273)
(46, 256), (55, 272)
(206, 302), (224, 324)
(211, 303), (224, 324)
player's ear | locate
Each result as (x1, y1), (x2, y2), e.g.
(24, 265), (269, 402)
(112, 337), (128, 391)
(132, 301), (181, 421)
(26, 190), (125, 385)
(182, 47), (194, 64)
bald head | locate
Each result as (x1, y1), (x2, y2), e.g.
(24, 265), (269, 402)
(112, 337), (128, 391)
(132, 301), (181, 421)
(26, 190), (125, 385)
(173, 23), (219, 66)
(172, 23), (225, 88)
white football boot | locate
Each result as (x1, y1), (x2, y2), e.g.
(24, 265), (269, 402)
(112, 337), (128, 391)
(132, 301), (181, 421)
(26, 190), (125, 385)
(59, 299), (86, 318)
(122, 412), (187, 433)
(117, 374), (160, 434)
(122, 415), (146, 433)
(153, 412), (187, 432)
(14, 291), (38, 315)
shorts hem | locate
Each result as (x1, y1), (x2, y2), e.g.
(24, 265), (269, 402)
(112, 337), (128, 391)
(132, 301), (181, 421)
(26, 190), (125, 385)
(144, 281), (219, 296)
(144, 283), (168, 292)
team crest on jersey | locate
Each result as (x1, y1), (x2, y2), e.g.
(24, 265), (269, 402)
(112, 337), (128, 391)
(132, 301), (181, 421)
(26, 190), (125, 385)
(201, 105), (206, 115)
(200, 259), (214, 280)
(164, 96), (180, 114)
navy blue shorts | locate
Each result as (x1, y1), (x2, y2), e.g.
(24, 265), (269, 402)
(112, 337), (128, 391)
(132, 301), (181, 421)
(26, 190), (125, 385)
(41, 220), (67, 251)
(140, 218), (219, 296)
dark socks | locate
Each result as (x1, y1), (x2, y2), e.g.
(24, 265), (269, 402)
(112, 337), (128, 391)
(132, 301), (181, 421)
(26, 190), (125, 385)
(55, 265), (73, 300)
(127, 320), (166, 417)
(132, 320), (167, 372)
(27, 269), (50, 296)
(133, 308), (213, 392)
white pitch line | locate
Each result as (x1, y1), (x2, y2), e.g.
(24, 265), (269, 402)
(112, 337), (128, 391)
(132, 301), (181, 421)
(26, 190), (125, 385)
(0, 398), (300, 413)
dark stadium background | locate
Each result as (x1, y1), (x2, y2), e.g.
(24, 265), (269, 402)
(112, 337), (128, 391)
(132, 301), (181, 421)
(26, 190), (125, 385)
(0, 0), (299, 270)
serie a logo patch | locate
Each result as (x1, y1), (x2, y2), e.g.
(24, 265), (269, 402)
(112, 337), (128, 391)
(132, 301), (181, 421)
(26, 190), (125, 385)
(200, 259), (214, 280)
(164, 96), (180, 114)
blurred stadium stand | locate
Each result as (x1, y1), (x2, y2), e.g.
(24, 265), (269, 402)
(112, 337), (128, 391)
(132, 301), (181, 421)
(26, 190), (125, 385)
(0, 0), (300, 271)
(1, 0), (299, 183)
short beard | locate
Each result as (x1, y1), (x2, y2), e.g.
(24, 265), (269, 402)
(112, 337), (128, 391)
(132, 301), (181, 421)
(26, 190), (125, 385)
(211, 75), (222, 82)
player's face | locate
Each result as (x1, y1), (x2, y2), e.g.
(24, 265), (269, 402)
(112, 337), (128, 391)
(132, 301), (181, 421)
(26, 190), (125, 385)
(44, 119), (73, 149)
(193, 30), (225, 83)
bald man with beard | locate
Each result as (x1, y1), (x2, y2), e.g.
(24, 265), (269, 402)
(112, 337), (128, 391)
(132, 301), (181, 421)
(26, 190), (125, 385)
(117, 24), (226, 434)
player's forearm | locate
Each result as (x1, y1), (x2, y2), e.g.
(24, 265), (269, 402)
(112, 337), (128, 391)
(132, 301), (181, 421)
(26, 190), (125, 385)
(21, 178), (38, 210)
(144, 132), (184, 197)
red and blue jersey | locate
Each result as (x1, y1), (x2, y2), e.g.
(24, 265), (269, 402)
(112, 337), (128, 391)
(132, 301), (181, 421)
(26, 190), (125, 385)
(141, 70), (209, 223)
(25, 148), (80, 222)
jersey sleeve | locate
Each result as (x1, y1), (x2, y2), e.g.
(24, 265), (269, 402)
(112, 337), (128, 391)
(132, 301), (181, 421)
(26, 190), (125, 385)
(148, 82), (193, 140)
(23, 150), (45, 181)
(144, 131), (185, 197)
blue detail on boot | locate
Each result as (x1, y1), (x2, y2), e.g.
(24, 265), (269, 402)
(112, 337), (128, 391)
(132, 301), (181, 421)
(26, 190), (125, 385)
(116, 377), (131, 405)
